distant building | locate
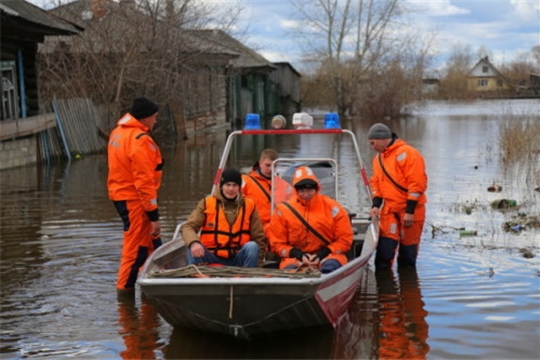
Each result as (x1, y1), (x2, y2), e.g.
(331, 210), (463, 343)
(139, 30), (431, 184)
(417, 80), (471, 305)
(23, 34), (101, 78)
(421, 78), (440, 96)
(268, 62), (302, 121)
(40, 0), (299, 138)
(467, 56), (509, 93)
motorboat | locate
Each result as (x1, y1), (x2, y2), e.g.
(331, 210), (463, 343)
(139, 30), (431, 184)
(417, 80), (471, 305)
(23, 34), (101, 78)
(138, 112), (379, 340)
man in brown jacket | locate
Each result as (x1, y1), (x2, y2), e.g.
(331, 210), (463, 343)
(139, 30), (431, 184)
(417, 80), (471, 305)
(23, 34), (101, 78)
(181, 169), (266, 267)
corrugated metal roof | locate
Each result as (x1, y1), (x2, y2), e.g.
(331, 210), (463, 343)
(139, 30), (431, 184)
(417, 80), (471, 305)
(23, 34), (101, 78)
(0, 0), (82, 34)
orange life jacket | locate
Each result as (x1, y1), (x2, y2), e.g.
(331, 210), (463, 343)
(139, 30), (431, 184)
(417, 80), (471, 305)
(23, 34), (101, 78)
(200, 196), (256, 258)
(241, 171), (292, 226)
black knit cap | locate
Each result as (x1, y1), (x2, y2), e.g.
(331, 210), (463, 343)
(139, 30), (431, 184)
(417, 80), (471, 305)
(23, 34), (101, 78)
(130, 96), (158, 120)
(220, 169), (242, 187)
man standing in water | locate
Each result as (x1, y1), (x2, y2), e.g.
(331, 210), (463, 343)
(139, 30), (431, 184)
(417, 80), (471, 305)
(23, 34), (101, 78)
(107, 96), (163, 298)
(367, 123), (428, 269)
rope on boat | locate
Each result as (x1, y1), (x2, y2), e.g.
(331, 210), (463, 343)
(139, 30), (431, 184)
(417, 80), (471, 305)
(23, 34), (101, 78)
(150, 264), (321, 279)
(229, 286), (234, 319)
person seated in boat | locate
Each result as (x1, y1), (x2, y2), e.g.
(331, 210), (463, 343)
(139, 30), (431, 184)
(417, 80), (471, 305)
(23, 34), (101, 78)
(181, 168), (266, 268)
(241, 148), (294, 232)
(266, 166), (353, 273)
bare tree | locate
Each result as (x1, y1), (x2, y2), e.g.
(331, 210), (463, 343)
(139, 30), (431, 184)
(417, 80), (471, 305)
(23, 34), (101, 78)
(438, 43), (474, 100)
(531, 45), (540, 71)
(290, 0), (427, 117)
(38, 0), (243, 130)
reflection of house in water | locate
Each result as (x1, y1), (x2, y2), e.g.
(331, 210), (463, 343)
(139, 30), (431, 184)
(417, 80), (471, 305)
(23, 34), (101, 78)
(467, 56), (509, 95)
(0, 0), (82, 170)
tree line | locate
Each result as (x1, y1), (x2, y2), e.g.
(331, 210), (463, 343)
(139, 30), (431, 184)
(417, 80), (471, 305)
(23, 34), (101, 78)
(38, 0), (540, 127)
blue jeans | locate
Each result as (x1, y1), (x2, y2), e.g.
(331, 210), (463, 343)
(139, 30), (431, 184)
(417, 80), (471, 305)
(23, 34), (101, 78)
(284, 259), (341, 274)
(187, 241), (259, 268)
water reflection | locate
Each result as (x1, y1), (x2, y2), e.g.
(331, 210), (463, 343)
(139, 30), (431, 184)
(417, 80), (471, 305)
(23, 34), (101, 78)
(331, 268), (379, 359)
(0, 99), (538, 359)
(117, 297), (162, 360)
(164, 325), (334, 359)
(375, 267), (429, 359)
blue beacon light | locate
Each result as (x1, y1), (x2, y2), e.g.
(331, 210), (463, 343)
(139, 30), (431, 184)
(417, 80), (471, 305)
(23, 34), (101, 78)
(324, 113), (340, 129)
(244, 113), (262, 130)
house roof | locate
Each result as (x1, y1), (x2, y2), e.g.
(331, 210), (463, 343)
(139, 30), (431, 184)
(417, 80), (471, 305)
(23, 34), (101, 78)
(0, 0), (83, 36)
(191, 29), (276, 72)
(273, 62), (302, 77)
(468, 56), (505, 78)
(40, 0), (239, 60)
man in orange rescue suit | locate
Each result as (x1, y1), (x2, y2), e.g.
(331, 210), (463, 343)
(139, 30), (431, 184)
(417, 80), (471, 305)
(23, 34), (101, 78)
(241, 148), (293, 231)
(267, 166), (353, 273)
(181, 169), (266, 267)
(107, 96), (163, 297)
(367, 123), (428, 270)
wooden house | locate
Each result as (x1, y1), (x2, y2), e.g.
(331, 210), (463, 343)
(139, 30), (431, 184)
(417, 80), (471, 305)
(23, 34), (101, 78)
(0, 0), (82, 170)
(41, 0), (240, 138)
(41, 1), (294, 136)
(467, 56), (509, 93)
(268, 62), (302, 121)
(192, 29), (279, 129)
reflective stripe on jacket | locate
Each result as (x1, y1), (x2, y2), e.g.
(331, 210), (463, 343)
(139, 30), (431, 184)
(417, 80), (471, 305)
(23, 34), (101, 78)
(107, 113), (163, 213)
(200, 195), (256, 258)
(370, 138), (427, 212)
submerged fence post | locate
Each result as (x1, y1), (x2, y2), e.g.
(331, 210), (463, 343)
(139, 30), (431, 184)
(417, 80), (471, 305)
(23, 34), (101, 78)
(52, 100), (71, 161)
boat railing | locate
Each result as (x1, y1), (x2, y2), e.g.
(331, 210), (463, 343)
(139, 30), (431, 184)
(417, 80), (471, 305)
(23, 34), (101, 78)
(210, 129), (372, 198)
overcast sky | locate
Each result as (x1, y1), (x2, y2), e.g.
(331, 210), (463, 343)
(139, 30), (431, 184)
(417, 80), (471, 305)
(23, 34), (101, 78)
(29, 0), (539, 72)
(238, 0), (539, 71)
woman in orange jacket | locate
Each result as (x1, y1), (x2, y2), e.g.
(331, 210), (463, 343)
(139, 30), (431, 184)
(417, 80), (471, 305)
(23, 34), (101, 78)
(367, 123), (428, 270)
(267, 166), (353, 273)
(107, 96), (163, 296)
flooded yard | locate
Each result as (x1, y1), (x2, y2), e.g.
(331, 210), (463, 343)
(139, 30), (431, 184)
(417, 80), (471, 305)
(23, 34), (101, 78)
(0, 99), (539, 359)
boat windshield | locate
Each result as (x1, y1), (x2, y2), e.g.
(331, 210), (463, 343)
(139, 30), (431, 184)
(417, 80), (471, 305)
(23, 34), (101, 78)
(212, 129), (372, 219)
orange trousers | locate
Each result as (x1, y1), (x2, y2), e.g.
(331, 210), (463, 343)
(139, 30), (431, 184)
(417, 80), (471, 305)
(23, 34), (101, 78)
(375, 205), (425, 269)
(114, 200), (162, 290)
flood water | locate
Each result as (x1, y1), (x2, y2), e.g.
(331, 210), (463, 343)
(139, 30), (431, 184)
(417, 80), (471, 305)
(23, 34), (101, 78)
(1, 99), (539, 359)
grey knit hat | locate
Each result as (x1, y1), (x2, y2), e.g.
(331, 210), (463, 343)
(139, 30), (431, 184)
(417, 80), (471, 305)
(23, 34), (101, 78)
(367, 123), (392, 139)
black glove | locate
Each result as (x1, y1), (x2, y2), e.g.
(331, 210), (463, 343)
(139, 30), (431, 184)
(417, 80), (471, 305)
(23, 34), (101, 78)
(316, 247), (331, 261)
(289, 247), (305, 261)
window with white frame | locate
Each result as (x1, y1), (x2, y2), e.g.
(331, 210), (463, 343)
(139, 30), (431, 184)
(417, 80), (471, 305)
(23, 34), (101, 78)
(1, 61), (19, 120)
(477, 79), (488, 87)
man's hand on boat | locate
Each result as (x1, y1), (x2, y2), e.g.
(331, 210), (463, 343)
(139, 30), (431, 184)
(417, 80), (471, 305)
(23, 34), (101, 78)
(369, 207), (380, 220)
(150, 220), (161, 237)
(189, 242), (205, 258)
